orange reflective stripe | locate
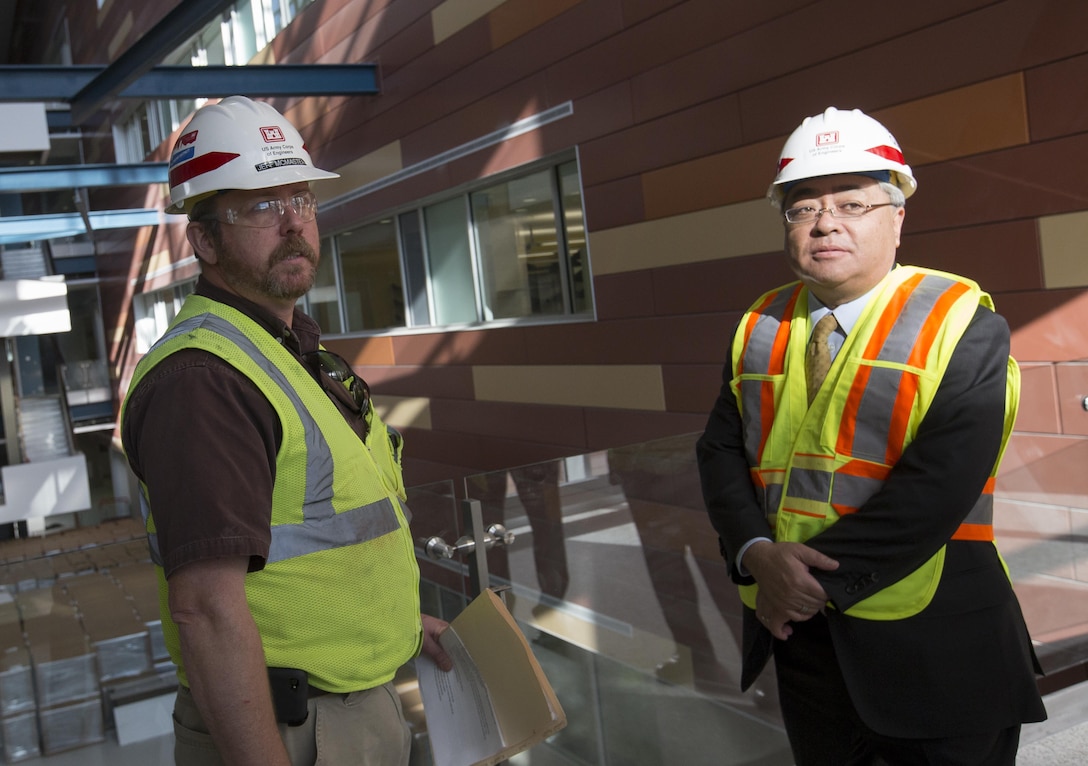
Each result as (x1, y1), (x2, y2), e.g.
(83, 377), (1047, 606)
(839, 460), (890, 479)
(768, 289), (800, 376)
(908, 280), (969, 369)
(952, 523), (993, 542)
(738, 286), (802, 464)
(737, 293), (772, 377)
(885, 370), (918, 464)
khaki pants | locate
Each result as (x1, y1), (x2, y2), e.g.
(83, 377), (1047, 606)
(172, 682), (411, 766)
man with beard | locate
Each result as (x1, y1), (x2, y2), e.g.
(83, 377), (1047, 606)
(122, 96), (452, 766)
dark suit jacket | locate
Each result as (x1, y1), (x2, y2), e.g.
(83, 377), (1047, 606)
(697, 302), (1047, 738)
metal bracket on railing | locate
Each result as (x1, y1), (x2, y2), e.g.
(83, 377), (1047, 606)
(419, 501), (518, 597)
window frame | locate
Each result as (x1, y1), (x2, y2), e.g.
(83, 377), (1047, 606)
(306, 152), (594, 338)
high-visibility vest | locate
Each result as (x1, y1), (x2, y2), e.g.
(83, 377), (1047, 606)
(732, 266), (1018, 620)
(122, 295), (421, 691)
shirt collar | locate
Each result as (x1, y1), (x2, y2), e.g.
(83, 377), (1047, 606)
(807, 269), (894, 336)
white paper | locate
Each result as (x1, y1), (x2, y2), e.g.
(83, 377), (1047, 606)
(416, 628), (504, 766)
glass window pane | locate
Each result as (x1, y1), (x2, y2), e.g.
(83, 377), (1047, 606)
(558, 161), (590, 314)
(338, 219), (406, 332)
(424, 198), (477, 325)
(399, 211), (432, 326)
(471, 171), (564, 320)
(304, 238), (342, 333)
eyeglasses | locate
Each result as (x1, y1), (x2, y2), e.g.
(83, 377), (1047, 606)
(303, 349), (371, 416)
(200, 190), (319, 228)
(783, 201), (896, 224)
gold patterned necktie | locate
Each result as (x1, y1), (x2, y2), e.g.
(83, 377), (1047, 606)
(806, 313), (839, 404)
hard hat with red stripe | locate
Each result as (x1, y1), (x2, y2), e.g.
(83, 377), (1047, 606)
(767, 107), (916, 207)
(166, 96), (339, 215)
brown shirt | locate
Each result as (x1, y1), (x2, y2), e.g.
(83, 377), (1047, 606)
(122, 277), (367, 578)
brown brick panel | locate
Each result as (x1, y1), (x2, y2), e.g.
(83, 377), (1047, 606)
(398, 73), (556, 167)
(314, 21), (495, 166)
(391, 328), (530, 366)
(627, 0), (834, 125)
(514, 314), (737, 365)
(619, 0), (688, 27)
(737, 0), (1086, 144)
(584, 408), (707, 452)
(1056, 363), (1088, 437)
(582, 170), (645, 226)
(1016, 364), (1061, 434)
(1026, 52), (1088, 142)
(641, 137), (781, 220)
(317, 163), (455, 235)
(906, 133), (1088, 233)
(577, 95), (742, 188)
(897, 220), (1044, 296)
(400, 427), (493, 481)
(1001, 432), (1088, 507)
(489, 0), (585, 49)
(270, 0), (380, 60)
(663, 364), (724, 415)
(401, 426), (580, 479)
(905, 133), (1088, 236)
(544, 0), (804, 110)
(648, 253), (794, 317)
(337, 0), (622, 165)
(1004, 289), (1088, 363)
(354, 365), (477, 400)
(323, 336), (396, 366)
(429, 398), (588, 450)
(593, 270), (655, 320)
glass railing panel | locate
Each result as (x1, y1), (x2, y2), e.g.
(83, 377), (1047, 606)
(406, 479), (468, 619)
(461, 434), (791, 765)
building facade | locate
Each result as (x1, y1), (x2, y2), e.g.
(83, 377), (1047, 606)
(4, 0), (1087, 687)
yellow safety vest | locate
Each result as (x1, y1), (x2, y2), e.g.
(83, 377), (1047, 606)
(122, 295), (421, 691)
(731, 266), (1018, 620)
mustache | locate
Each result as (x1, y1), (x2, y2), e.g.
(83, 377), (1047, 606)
(270, 236), (317, 266)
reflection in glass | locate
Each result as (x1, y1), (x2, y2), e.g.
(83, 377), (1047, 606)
(338, 219), (406, 332)
(558, 160), (590, 314)
(471, 170), (564, 320)
(305, 238), (342, 334)
(424, 198), (477, 325)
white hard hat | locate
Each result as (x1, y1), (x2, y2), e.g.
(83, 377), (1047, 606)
(767, 106), (916, 207)
(166, 96), (339, 215)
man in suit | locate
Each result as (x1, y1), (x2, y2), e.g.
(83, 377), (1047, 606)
(696, 106), (1046, 765)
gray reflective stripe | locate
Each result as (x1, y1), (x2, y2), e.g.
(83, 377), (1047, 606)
(268, 497), (404, 563)
(785, 467), (832, 503)
(740, 288), (798, 375)
(964, 494), (993, 526)
(848, 275), (958, 461)
(850, 366), (901, 460)
(152, 311), (380, 563)
(138, 491), (165, 568)
(757, 476), (783, 517)
(830, 473), (884, 512)
(738, 288), (799, 463)
(740, 403), (763, 466)
(872, 275), (955, 363)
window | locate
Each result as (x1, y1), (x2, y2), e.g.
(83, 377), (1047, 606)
(302, 157), (592, 334)
(112, 0), (315, 162)
(133, 281), (196, 353)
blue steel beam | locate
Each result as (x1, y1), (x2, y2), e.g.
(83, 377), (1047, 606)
(0, 163), (169, 193)
(68, 0), (234, 126)
(123, 65), (380, 98)
(0, 64), (380, 101)
(0, 209), (162, 246)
